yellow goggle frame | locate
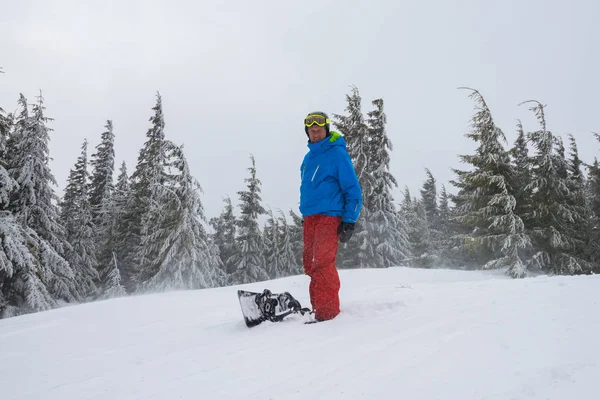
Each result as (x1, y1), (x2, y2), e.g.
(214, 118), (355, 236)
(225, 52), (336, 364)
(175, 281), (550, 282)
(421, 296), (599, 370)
(305, 114), (330, 127)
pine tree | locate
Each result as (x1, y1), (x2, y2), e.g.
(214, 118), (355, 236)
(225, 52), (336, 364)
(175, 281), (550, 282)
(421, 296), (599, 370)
(590, 133), (600, 226)
(332, 86), (371, 268)
(364, 98), (410, 267)
(509, 120), (534, 230)
(418, 168), (443, 265)
(107, 161), (132, 288)
(436, 184), (456, 267)
(0, 100), (11, 141)
(277, 210), (301, 276)
(400, 188), (432, 267)
(263, 208), (282, 278)
(0, 102), (14, 208)
(121, 92), (168, 290)
(566, 135), (595, 266)
(88, 120), (116, 278)
(520, 100), (590, 274)
(99, 252), (126, 299)
(138, 143), (226, 291)
(451, 88), (529, 278)
(1, 83), (63, 317)
(0, 223), (59, 317)
(7, 94), (70, 255)
(209, 196), (237, 275)
(333, 86), (373, 210)
(89, 120), (115, 221)
(229, 155), (269, 284)
(6, 93), (80, 301)
(59, 139), (99, 298)
(339, 207), (372, 269)
(288, 209), (304, 271)
(0, 100), (25, 315)
(587, 157), (600, 271)
(333, 86), (369, 160)
(420, 169), (439, 227)
(438, 185), (451, 236)
(588, 158), (600, 218)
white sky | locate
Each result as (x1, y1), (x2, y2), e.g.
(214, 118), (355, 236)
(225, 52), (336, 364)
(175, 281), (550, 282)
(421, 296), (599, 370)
(1, 0), (599, 221)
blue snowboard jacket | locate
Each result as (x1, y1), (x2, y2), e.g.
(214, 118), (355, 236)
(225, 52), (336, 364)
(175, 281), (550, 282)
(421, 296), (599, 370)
(299, 131), (363, 223)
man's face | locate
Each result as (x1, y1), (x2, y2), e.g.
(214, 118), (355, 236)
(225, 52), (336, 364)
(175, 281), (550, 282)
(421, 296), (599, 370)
(308, 125), (327, 143)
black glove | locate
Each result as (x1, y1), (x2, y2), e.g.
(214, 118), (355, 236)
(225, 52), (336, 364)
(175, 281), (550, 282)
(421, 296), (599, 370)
(337, 222), (355, 243)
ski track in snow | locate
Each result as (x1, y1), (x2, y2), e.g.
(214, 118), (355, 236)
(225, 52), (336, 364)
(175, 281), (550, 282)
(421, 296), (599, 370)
(1, 267), (599, 400)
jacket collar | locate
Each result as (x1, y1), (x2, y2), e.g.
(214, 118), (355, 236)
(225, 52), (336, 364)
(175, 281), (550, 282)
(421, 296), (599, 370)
(307, 131), (342, 154)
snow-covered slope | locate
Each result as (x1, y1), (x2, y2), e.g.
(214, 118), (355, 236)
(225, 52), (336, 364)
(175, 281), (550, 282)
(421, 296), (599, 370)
(2, 267), (599, 400)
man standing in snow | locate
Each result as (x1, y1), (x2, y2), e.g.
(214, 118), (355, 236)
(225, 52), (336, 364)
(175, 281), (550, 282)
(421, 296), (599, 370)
(300, 111), (362, 321)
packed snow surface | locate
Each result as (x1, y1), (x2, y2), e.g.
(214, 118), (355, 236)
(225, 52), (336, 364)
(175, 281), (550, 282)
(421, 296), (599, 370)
(2, 267), (599, 400)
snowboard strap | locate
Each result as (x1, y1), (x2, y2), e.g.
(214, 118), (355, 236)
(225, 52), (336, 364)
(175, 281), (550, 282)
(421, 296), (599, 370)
(255, 289), (312, 322)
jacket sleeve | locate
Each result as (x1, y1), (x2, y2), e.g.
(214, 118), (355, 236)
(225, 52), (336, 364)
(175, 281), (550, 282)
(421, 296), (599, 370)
(336, 149), (363, 223)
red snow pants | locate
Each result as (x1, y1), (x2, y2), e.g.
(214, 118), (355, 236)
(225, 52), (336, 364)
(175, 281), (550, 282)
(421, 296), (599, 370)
(303, 215), (342, 321)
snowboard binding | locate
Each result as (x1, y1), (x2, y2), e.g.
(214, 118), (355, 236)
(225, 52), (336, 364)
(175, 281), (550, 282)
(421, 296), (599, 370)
(238, 289), (312, 327)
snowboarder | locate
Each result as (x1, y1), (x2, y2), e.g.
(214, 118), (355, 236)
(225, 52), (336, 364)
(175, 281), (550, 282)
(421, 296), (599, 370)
(300, 111), (362, 322)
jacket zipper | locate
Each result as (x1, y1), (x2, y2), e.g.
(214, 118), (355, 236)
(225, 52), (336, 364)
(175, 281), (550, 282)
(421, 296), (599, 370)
(311, 165), (320, 181)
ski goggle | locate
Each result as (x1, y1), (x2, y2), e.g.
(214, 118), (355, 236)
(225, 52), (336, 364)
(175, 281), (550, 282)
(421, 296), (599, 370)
(304, 114), (330, 127)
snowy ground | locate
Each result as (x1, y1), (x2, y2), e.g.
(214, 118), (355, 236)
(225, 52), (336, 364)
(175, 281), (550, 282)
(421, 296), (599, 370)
(1, 267), (599, 400)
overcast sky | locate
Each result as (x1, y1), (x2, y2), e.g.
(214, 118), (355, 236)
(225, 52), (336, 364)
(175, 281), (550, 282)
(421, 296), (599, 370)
(1, 0), (599, 221)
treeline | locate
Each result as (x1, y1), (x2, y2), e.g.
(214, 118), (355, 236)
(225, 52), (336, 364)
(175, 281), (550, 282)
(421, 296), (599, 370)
(398, 88), (600, 277)
(0, 84), (598, 319)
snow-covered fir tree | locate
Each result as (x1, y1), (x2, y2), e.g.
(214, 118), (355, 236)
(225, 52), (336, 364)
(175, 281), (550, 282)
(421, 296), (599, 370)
(262, 209), (298, 278)
(263, 208), (283, 278)
(408, 169), (455, 267)
(59, 139), (99, 298)
(333, 86), (373, 210)
(288, 209), (304, 271)
(332, 86), (370, 268)
(105, 161), (132, 290)
(0, 223), (63, 317)
(565, 135), (596, 269)
(99, 252), (126, 300)
(363, 98), (410, 267)
(7, 94), (71, 256)
(121, 92), (168, 291)
(5, 93), (81, 300)
(587, 157), (600, 271)
(1, 93), (82, 317)
(137, 143), (226, 291)
(0, 102), (23, 315)
(588, 157), (600, 219)
(417, 168), (443, 265)
(450, 89), (529, 278)
(209, 196), (237, 276)
(436, 184), (458, 267)
(400, 187), (432, 267)
(508, 120), (534, 230)
(591, 134), (600, 232)
(89, 120), (115, 221)
(420, 169), (439, 227)
(520, 100), (590, 274)
(229, 155), (269, 284)
(88, 121), (117, 285)
(0, 103), (13, 206)
(438, 184), (451, 236)
(0, 101), (11, 139)
(277, 210), (301, 276)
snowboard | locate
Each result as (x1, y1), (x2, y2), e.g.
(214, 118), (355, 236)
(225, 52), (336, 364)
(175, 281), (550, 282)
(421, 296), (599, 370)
(237, 289), (312, 328)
